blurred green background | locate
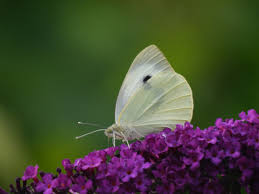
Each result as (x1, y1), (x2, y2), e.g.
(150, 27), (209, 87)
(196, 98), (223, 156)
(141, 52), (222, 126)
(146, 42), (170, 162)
(0, 0), (258, 189)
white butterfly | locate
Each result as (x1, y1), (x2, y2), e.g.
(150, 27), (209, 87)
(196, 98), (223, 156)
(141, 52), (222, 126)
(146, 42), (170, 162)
(77, 45), (193, 147)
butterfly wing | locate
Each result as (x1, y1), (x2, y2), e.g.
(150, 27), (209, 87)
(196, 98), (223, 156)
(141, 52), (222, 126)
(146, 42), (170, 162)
(115, 45), (193, 139)
(115, 45), (170, 121)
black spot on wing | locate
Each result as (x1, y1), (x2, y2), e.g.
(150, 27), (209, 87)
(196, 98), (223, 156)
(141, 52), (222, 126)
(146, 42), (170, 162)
(143, 75), (152, 83)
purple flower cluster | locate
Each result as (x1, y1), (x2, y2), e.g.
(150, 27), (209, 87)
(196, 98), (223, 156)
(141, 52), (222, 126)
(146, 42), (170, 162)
(3, 109), (259, 193)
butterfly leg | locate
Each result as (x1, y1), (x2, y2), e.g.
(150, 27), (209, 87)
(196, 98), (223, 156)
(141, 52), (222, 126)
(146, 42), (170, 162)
(119, 131), (130, 148)
(113, 132), (116, 147)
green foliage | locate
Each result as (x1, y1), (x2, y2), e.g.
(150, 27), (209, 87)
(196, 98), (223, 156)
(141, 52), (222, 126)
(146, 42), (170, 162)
(0, 0), (258, 190)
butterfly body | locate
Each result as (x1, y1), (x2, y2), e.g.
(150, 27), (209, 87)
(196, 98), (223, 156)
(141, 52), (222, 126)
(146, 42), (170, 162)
(105, 124), (124, 140)
(105, 123), (166, 141)
(104, 45), (194, 145)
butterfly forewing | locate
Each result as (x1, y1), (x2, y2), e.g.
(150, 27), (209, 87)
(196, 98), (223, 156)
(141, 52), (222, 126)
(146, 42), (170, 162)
(115, 45), (172, 122)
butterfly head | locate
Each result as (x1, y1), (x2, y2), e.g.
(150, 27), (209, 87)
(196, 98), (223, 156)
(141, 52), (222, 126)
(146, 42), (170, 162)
(104, 127), (113, 138)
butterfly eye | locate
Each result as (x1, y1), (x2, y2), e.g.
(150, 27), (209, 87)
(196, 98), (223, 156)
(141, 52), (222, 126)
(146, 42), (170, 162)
(143, 75), (152, 83)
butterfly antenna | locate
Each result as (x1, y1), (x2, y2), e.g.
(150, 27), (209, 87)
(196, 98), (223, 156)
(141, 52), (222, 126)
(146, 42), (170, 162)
(77, 122), (105, 128)
(75, 128), (106, 139)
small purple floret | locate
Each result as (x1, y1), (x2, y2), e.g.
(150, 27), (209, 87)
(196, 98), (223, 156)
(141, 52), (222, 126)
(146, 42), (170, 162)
(22, 164), (39, 181)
